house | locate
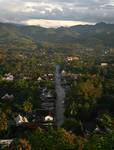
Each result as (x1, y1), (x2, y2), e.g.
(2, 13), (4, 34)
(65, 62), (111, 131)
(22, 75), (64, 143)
(94, 127), (100, 132)
(45, 91), (53, 98)
(66, 56), (80, 62)
(0, 139), (13, 149)
(44, 115), (54, 122)
(3, 73), (14, 81)
(61, 70), (66, 76)
(48, 74), (53, 77)
(37, 77), (42, 82)
(41, 88), (47, 97)
(101, 63), (108, 66)
(14, 114), (28, 126)
(1, 94), (14, 101)
(48, 74), (54, 80)
(23, 76), (32, 80)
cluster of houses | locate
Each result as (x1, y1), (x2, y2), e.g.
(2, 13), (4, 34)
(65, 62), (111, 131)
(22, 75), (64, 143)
(37, 73), (54, 82)
(0, 69), (55, 130)
(61, 70), (82, 88)
(61, 70), (80, 80)
(0, 90), (55, 127)
(0, 112), (54, 148)
(15, 88), (55, 127)
(1, 72), (54, 82)
(39, 88), (55, 126)
(40, 90), (55, 110)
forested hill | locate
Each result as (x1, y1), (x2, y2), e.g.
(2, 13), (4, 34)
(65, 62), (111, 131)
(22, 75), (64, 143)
(0, 22), (114, 51)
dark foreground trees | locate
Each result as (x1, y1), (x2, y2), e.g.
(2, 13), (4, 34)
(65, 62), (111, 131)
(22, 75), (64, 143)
(7, 128), (114, 150)
(84, 131), (114, 150)
(9, 128), (85, 150)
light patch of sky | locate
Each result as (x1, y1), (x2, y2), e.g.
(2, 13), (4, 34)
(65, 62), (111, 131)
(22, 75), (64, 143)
(24, 19), (94, 28)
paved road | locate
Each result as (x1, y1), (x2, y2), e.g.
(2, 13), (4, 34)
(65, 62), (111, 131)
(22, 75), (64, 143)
(55, 65), (65, 127)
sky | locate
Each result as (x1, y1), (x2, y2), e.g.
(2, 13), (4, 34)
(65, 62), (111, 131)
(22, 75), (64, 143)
(0, 0), (114, 28)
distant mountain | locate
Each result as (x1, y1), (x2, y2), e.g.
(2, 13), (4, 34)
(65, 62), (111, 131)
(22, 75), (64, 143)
(0, 22), (114, 51)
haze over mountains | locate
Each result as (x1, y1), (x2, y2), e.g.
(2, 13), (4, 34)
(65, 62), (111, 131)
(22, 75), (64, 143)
(0, 22), (114, 51)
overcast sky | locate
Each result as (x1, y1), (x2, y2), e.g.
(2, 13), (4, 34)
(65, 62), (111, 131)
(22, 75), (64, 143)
(0, 0), (114, 27)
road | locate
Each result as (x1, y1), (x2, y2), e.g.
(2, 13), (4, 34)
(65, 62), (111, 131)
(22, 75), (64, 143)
(55, 65), (65, 127)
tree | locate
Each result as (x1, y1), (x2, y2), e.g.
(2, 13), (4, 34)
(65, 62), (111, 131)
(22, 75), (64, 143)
(84, 131), (114, 150)
(23, 100), (33, 114)
(76, 80), (102, 106)
(65, 80), (102, 118)
(97, 114), (113, 129)
(27, 128), (83, 150)
(0, 111), (8, 134)
(62, 119), (84, 135)
(10, 138), (31, 150)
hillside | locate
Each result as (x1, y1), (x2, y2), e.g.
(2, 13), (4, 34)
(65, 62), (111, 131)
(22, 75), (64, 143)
(0, 22), (114, 51)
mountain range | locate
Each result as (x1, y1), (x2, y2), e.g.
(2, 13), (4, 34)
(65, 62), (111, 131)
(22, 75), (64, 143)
(0, 22), (114, 51)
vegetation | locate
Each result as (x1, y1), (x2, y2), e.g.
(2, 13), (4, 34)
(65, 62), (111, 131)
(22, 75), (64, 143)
(10, 138), (31, 150)
(0, 111), (8, 134)
(84, 131), (114, 150)
(0, 22), (114, 149)
(9, 128), (85, 150)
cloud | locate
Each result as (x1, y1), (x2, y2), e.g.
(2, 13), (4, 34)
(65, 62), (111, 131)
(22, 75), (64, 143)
(0, 0), (114, 26)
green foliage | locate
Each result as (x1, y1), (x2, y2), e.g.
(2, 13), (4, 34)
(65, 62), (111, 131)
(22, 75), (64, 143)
(0, 22), (114, 150)
(10, 138), (31, 150)
(62, 119), (84, 135)
(84, 132), (114, 150)
(76, 80), (102, 105)
(0, 111), (8, 134)
(97, 114), (113, 128)
(65, 80), (102, 119)
(1, 22), (114, 53)
(27, 128), (83, 150)
(23, 99), (33, 113)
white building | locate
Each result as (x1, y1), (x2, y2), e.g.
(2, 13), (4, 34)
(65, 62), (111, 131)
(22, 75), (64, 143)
(37, 77), (42, 82)
(3, 73), (14, 81)
(0, 139), (13, 148)
(66, 56), (80, 61)
(46, 91), (53, 98)
(44, 115), (53, 122)
(1, 94), (14, 100)
(101, 63), (108, 66)
(14, 114), (28, 126)
(61, 70), (66, 76)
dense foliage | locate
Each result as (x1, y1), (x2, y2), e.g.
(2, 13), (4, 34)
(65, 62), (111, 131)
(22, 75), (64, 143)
(0, 22), (114, 149)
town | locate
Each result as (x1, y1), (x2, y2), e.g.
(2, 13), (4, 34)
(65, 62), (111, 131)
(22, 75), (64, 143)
(0, 15), (114, 149)
(0, 45), (114, 149)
